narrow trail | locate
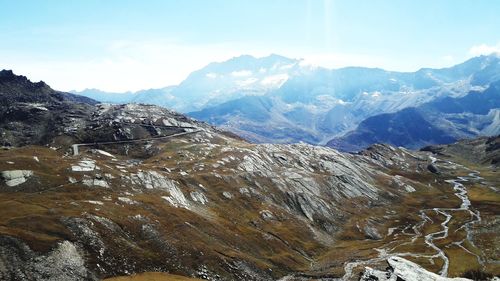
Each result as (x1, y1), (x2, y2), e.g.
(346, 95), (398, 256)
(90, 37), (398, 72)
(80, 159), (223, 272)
(339, 158), (485, 280)
(72, 128), (201, 155)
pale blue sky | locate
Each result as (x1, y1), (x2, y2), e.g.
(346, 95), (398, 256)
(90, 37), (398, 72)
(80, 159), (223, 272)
(1, 0), (499, 91)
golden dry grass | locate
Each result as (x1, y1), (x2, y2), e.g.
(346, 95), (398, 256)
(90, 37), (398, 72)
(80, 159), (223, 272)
(1, 142), (498, 279)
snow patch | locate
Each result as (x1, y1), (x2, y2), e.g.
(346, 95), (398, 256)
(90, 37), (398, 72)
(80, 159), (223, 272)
(205, 72), (217, 79)
(236, 77), (259, 87)
(260, 74), (289, 87)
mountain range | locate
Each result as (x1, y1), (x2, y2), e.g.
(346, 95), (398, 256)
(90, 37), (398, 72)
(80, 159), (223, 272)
(327, 80), (500, 151)
(1, 69), (499, 280)
(73, 54), (500, 149)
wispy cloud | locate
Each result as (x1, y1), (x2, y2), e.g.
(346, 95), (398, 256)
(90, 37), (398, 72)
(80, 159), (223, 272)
(469, 43), (500, 56)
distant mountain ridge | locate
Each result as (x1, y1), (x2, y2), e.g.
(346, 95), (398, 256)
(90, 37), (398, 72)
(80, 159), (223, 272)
(73, 54), (304, 112)
(188, 54), (500, 144)
(72, 54), (500, 145)
(1, 70), (97, 105)
(327, 80), (500, 151)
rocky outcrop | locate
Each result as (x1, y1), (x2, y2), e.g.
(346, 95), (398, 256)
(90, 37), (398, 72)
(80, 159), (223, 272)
(360, 257), (472, 281)
(0, 70), (97, 147)
(0, 236), (95, 281)
(422, 135), (500, 167)
(427, 163), (440, 174)
(1, 170), (33, 186)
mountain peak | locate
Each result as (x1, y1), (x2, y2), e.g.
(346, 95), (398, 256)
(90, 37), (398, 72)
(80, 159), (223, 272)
(230, 54), (256, 60)
(0, 69), (26, 83)
(0, 69), (15, 77)
(0, 69), (98, 106)
(0, 69), (47, 88)
(216, 53), (296, 66)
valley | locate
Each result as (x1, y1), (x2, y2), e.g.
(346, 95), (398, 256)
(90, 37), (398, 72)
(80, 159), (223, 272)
(337, 164), (494, 279)
(302, 145), (500, 279)
(0, 94), (498, 280)
(0, 67), (498, 281)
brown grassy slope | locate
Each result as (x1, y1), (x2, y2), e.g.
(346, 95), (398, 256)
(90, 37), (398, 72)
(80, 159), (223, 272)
(1, 136), (498, 280)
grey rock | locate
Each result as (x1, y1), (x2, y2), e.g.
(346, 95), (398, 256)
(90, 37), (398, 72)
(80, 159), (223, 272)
(360, 256), (472, 281)
(1, 170), (33, 186)
(0, 236), (96, 281)
(427, 163), (440, 174)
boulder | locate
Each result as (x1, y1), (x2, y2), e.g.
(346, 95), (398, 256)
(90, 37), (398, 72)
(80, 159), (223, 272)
(1, 170), (33, 186)
(427, 163), (440, 174)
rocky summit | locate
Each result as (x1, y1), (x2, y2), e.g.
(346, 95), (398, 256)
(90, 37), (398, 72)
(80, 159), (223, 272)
(0, 71), (499, 281)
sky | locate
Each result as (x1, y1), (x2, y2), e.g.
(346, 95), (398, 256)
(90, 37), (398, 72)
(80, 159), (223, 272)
(1, 0), (500, 92)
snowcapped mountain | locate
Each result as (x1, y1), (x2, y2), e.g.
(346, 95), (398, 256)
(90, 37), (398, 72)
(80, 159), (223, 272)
(74, 54), (310, 112)
(74, 54), (500, 145)
(190, 54), (500, 144)
(165, 54), (310, 112)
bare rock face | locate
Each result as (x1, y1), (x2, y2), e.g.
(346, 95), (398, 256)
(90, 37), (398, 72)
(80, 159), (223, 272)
(427, 163), (440, 174)
(1, 170), (33, 186)
(422, 135), (500, 167)
(0, 236), (95, 281)
(360, 257), (472, 281)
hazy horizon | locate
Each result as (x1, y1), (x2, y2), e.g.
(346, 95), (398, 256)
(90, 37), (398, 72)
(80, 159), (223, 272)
(4, 53), (500, 95)
(1, 0), (500, 92)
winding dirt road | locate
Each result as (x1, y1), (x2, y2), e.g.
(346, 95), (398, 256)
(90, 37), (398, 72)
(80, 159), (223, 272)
(340, 158), (485, 280)
(72, 128), (201, 155)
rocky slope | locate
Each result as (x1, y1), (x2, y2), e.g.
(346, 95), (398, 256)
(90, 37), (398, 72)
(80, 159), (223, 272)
(421, 135), (500, 167)
(0, 70), (216, 150)
(1, 72), (499, 280)
(326, 107), (457, 152)
(0, 69), (97, 147)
